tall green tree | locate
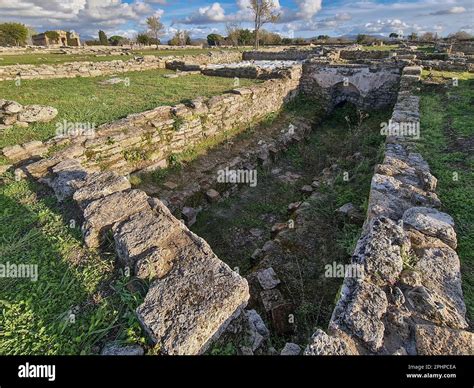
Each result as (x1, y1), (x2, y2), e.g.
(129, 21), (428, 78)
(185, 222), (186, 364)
(136, 33), (151, 45)
(356, 34), (367, 44)
(98, 30), (108, 45)
(108, 35), (126, 46)
(0, 23), (28, 46)
(207, 33), (224, 46)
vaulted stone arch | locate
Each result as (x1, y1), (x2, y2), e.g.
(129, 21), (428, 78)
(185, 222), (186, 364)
(331, 81), (363, 108)
(300, 62), (403, 111)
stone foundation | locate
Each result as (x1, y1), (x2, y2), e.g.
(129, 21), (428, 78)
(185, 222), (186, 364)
(0, 51), (243, 81)
(243, 49), (318, 61)
(38, 159), (249, 355)
(305, 66), (473, 356)
(300, 61), (402, 111)
(3, 66), (302, 178)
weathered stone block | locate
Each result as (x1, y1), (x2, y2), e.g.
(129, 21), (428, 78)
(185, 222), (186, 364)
(18, 105), (58, 123)
(304, 329), (356, 355)
(82, 190), (150, 248)
(353, 217), (407, 286)
(341, 280), (388, 351)
(73, 171), (131, 209)
(113, 206), (183, 268)
(403, 207), (457, 249)
(136, 232), (249, 355)
(256, 267), (281, 290)
(415, 325), (473, 355)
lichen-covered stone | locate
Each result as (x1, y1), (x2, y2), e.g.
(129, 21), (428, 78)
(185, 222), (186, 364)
(101, 343), (144, 356)
(73, 171), (131, 209)
(405, 286), (468, 329)
(136, 231), (249, 355)
(256, 267), (281, 290)
(353, 217), (407, 286)
(280, 342), (301, 355)
(403, 207), (457, 249)
(113, 204), (184, 268)
(415, 325), (473, 355)
(18, 105), (58, 123)
(340, 280), (388, 351)
(82, 190), (150, 248)
(304, 329), (355, 355)
(48, 159), (89, 201)
(415, 246), (466, 319)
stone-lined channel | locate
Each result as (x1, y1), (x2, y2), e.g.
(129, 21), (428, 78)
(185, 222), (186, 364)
(135, 100), (390, 353)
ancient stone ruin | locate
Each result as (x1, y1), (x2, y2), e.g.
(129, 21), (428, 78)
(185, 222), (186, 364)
(0, 100), (58, 130)
(1, 45), (472, 356)
(32, 30), (81, 47)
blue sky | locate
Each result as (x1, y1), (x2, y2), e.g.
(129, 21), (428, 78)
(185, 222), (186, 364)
(0, 0), (472, 40)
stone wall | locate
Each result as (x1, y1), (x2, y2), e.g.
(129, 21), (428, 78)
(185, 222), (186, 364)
(0, 100), (58, 130)
(39, 159), (249, 355)
(243, 49), (318, 61)
(305, 66), (473, 356)
(419, 59), (474, 73)
(300, 61), (402, 111)
(339, 50), (391, 60)
(0, 51), (243, 81)
(452, 41), (474, 55)
(201, 63), (299, 80)
(4, 66), (302, 178)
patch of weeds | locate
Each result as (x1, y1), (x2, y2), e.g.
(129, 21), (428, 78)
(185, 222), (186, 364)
(105, 137), (116, 146)
(337, 223), (361, 256)
(172, 115), (185, 132)
(123, 148), (149, 163)
(167, 153), (183, 168)
(0, 178), (146, 354)
(401, 250), (419, 270)
(209, 342), (237, 355)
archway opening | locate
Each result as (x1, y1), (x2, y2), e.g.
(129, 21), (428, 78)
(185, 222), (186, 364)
(331, 81), (362, 109)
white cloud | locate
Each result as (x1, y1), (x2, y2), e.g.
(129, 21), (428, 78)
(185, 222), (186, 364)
(295, 0), (322, 20)
(0, 0), (471, 39)
(0, 0), (166, 38)
(199, 3), (226, 21)
(430, 6), (466, 15)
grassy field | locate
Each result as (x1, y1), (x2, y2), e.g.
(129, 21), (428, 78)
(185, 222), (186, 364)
(418, 70), (474, 322)
(0, 69), (259, 156)
(361, 44), (399, 51)
(0, 48), (243, 66)
(0, 176), (147, 354)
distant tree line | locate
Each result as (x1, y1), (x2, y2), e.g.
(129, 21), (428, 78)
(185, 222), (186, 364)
(0, 19), (472, 48)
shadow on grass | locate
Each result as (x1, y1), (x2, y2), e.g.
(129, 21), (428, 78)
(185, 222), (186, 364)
(0, 177), (145, 355)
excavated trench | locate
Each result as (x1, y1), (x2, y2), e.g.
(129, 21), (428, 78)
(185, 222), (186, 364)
(134, 100), (391, 352)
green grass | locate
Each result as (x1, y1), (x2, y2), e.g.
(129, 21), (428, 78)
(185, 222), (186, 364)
(417, 70), (474, 321)
(0, 176), (147, 354)
(191, 103), (388, 341)
(0, 48), (243, 66)
(360, 44), (399, 51)
(0, 69), (259, 152)
(416, 45), (436, 53)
